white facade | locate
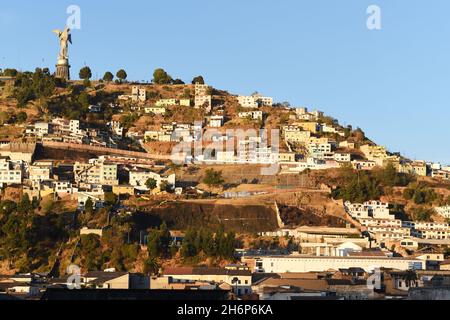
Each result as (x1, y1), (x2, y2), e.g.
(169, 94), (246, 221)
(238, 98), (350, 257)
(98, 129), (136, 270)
(238, 94), (273, 108)
(257, 256), (424, 273)
(145, 106), (166, 115)
(436, 206), (450, 219)
(209, 116), (224, 128)
(129, 170), (176, 191)
(345, 201), (395, 220)
(0, 158), (22, 185)
(29, 165), (51, 182)
(334, 153), (351, 163)
(238, 111), (263, 120)
(74, 161), (118, 186)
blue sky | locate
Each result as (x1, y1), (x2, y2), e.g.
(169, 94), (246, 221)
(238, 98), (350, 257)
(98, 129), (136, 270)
(0, 0), (449, 163)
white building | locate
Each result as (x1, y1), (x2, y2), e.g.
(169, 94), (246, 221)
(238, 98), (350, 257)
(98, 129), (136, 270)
(308, 142), (332, 156)
(0, 158), (22, 186)
(237, 94), (273, 108)
(132, 86), (147, 102)
(155, 99), (176, 107)
(129, 169), (176, 191)
(209, 115), (224, 128)
(29, 165), (51, 182)
(145, 106), (166, 115)
(194, 95), (212, 109)
(74, 160), (118, 186)
(238, 111), (263, 120)
(253, 255), (424, 273)
(78, 191), (105, 210)
(345, 201), (395, 220)
(334, 152), (352, 163)
(435, 206), (450, 219)
(54, 181), (77, 197)
(216, 151), (236, 163)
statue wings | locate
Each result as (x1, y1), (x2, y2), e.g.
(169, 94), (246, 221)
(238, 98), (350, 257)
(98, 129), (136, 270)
(52, 29), (62, 37)
(52, 28), (72, 43)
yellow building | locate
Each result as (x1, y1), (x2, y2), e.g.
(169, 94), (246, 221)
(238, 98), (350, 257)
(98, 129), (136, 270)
(112, 185), (135, 196)
(277, 152), (296, 162)
(295, 122), (321, 134)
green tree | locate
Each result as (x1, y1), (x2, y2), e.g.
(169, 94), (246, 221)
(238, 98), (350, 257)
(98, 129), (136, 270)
(203, 169), (224, 189)
(192, 76), (205, 85)
(159, 181), (172, 193)
(181, 229), (198, 258)
(104, 192), (117, 206)
(145, 178), (158, 191)
(80, 234), (102, 270)
(147, 228), (162, 258)
(16, 111), (28, 123)
(3, 68), (18, 77)
(17, 194), (32, 214)
(0, 112), (9, 125)
(84, 198), (94, 215)
(153, 68), (173, 84)
(143, 257), (160, 275)
(79, 66), (92, 80)
(116, 69), (127, 83)
(173, 79), (185, 85)
(103, 71), (114, 82)
(77, 91), (90, 108)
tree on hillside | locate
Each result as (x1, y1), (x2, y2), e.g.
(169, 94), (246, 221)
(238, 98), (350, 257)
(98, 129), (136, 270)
(77, 91), (90, 108)
(116, 69), (128, 83)
(192, 76), (205, 84)
(103, 71), (114, 82)
(152, 68), (173, 85)
(13, 68), (55, 107)
(2, 68), (18, 77)
(79, 66), (92, 80)
(145, 178), (158, 191)
(143, 257), (160, 275)
(104, 192), (118, 206)
(172, 79), (185, 85)
(16, 111), (28, 123)
(202, 169), (224, 190)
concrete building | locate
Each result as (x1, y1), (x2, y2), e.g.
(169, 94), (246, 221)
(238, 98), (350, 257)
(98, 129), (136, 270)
(74, 160), (118, 186)
(283, 126), (311, 144)
(0, 142), (36, 163)
(155, 99), (176, 107)
(145, 106), (166, 115)
(0, 158), (22, 186)
(308, 142), (332, 156)
(238, 111), (263, 120)
(194, 95), (212, 109)
(334, 152), (352, 163)
(436, 206), (450, 219)
(237, 94), (273, 108)
(129, 169), (176, 191)
(296, 122), (321, 134)
(163, 266), (252, 296)
(29, 165), (51, 182)
(209, 115), (224, 128)
(132, 86), (147, 102)
(251, 255), (424, 273)
(345, 201), (395, 220)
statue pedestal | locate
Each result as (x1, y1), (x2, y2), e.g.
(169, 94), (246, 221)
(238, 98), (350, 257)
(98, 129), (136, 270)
(55, 58), (70, 81)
